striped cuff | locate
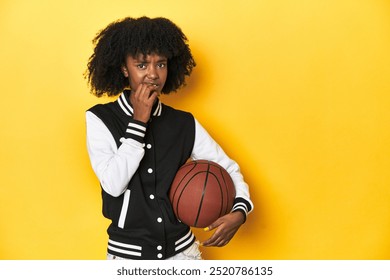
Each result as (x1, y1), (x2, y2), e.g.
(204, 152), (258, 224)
(231, 197), (252, 223)
(125, 119), (147, 143)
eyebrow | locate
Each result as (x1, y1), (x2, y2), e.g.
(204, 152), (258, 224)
(132, 54), (167, 62)
(135, 58), (167, 63)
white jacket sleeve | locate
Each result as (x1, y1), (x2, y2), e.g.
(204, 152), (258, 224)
(191, 118), (254, 216)
(86, 111), (145, 197)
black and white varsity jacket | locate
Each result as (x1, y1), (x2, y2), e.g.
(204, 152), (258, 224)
(86, 90), (253, 260)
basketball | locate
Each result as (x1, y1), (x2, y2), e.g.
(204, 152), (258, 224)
(169, 160), (236, 228)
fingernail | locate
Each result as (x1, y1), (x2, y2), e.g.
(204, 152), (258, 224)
(203, 227), (209, 232)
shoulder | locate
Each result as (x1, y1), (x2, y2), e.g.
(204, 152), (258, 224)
(162, 104), (194, 120)
(87, 101), (116, 112)
(159, 104), (195, 135)
(87, 100), (116, 114)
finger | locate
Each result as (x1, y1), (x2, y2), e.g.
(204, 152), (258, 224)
(132, 83), (150, 97)
(133, 84), (156, 105)
(148, 90), (158, 102)
(201, 236), (218, 247)
(202, 226), (224, 247)
(203, 234), (226, 247)
(142, 85), (160, 103)
(204, 217), (223, 232)
(204, 231), (232, 247)
(136, 83), (151, 99)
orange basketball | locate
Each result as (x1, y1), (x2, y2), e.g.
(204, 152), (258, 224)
(169, 160), (236, 228)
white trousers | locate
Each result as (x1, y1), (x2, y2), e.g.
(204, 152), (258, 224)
(107, 241), (202, 260)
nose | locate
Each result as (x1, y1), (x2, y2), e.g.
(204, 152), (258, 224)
(147, 66), (158, 80)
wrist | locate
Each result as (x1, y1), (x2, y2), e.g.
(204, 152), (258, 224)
(231, 210), (246, 224)
(132, 113), (150, 123)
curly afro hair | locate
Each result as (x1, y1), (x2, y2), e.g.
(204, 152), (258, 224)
(85, 17), (196, 97)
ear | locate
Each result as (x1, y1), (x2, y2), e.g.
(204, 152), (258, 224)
(122, 65), (129, 77)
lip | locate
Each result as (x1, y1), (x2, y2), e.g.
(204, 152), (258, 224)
(144, 82), (159, 87)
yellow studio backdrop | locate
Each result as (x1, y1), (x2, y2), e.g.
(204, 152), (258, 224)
(0, 0), (389, 260)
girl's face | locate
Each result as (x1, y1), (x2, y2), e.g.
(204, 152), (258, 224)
(122, 53), (168, 94)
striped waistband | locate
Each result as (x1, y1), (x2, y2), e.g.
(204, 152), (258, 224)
(107, 229), (195, 260)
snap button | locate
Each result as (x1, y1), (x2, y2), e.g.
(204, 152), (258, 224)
(157, 253), (163, 259)
(146, 144), (152, 149)
(157, 245), (162, 251)
(149, 194), (155, 200)
(157, 217), (162, 223)
(148, 168), (153, 174)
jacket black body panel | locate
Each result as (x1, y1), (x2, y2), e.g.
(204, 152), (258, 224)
(88, 98), (196, 259)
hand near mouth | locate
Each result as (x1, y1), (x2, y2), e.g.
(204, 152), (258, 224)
(130, 83), (159, 123)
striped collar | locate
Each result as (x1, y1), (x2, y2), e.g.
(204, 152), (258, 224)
(117, 91), (162, 117)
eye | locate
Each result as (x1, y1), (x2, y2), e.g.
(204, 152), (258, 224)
(137, 63), (147, 69)
(157, 63), (166, 68)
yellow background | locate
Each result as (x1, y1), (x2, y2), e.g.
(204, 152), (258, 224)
(1, 0), (389, 260)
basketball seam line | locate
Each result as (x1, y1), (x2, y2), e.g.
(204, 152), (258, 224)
(194, 161), (210, 227)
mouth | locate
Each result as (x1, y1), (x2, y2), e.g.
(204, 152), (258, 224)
(144, 82), (159, 87)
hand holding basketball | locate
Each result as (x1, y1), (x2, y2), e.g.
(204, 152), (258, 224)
(201, 211), (245, 247)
